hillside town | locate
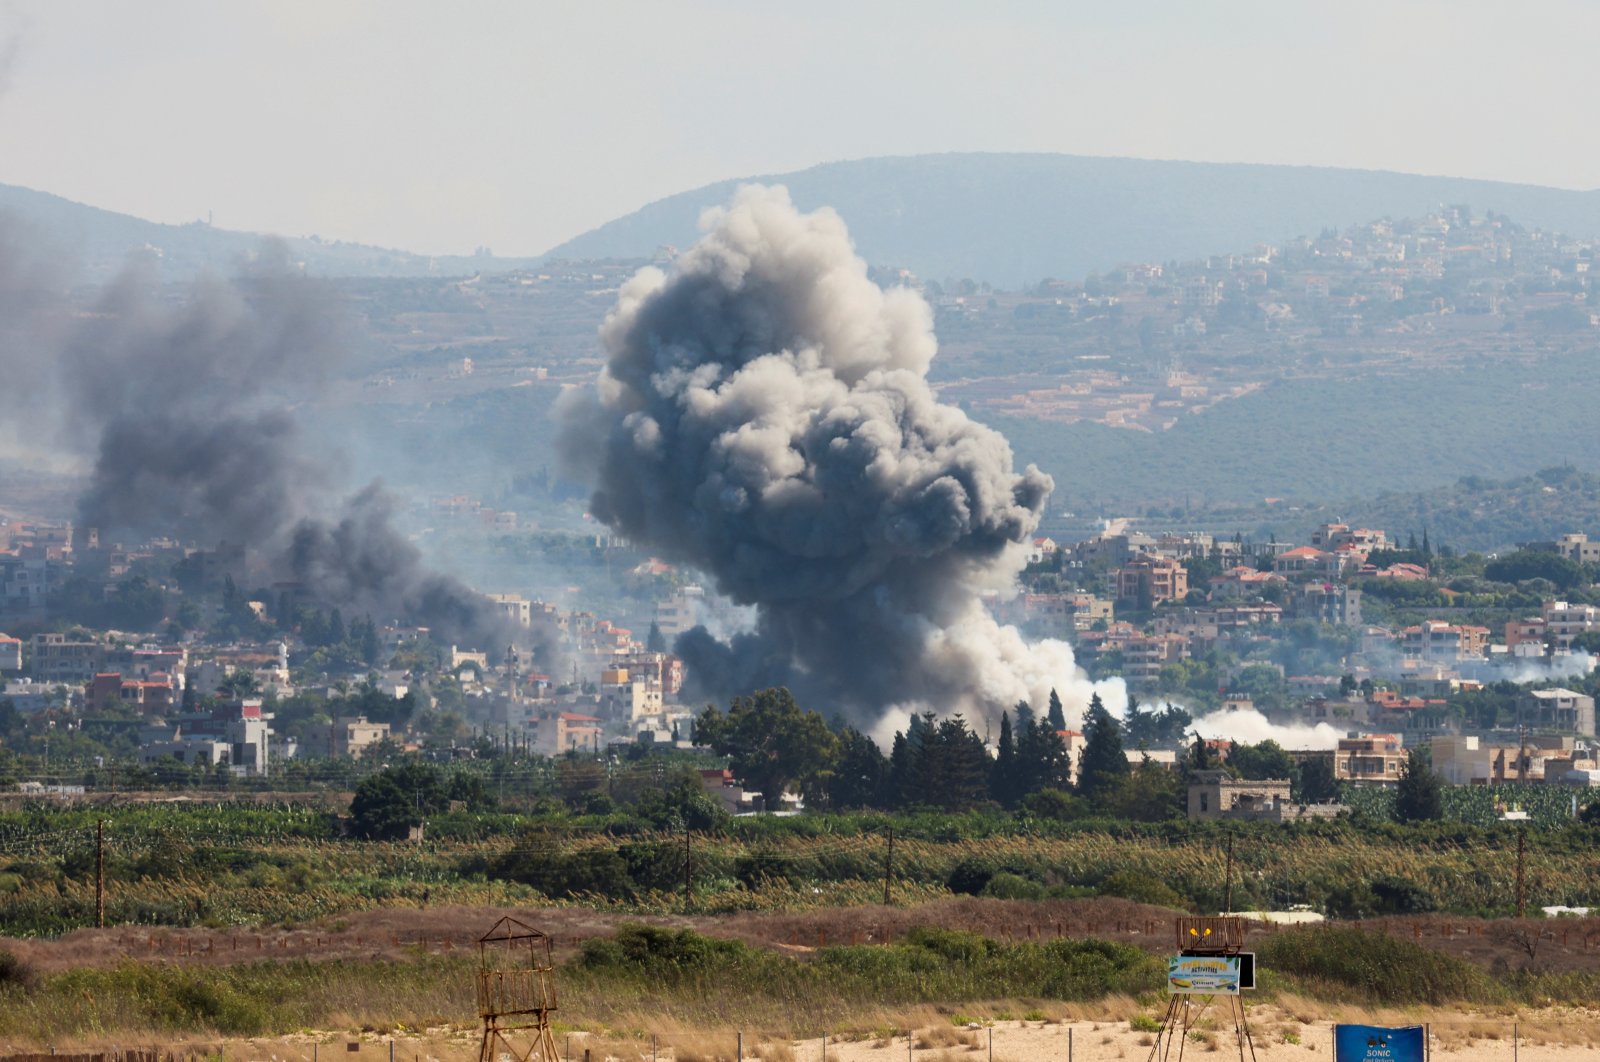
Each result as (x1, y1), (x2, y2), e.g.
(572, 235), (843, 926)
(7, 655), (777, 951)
(3, 507), (1597, 813)
(927, 205), (1600, 431)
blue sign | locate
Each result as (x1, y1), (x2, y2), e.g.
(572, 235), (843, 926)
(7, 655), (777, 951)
(1334, 1024), (1425, 1062)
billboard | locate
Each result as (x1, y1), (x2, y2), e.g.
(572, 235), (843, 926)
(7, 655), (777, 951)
(1166, 955), (1241, 995)
(1333, 1024), (1425, 1062)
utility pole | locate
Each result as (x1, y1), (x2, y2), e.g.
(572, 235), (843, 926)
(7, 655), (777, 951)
(1515, 828), (1527, 919)
(683, 824), (692, 913)
(1223, 831), (1234, 914)
(95, 819), (105, 929)
(882, 827), (894, 907)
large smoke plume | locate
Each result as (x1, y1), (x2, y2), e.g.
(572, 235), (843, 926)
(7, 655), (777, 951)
(0, 218), (537, 656)
(561, 186), (1122, 728)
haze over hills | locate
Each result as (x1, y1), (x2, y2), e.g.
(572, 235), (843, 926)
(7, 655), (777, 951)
(13, 153), (1600, 290)
(545, 153), (1600, 288)
(0, 182), (544, 283)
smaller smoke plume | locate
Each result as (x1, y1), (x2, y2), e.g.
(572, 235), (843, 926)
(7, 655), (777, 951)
(1494, 651), (1596, 685)
(288, 484), (545, 654)
(1190, 706), (1343, 751)
(0, 220), (548, 659)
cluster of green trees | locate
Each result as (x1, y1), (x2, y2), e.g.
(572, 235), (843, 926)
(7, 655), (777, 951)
(693, 687), (1339, 819)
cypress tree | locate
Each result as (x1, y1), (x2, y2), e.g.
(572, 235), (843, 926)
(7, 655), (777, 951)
(991, 710), (1018, 807)
(1395, 748), (1443, 822)
(1047, 688), (1067, 731)
(1077, 693), (1129, 803)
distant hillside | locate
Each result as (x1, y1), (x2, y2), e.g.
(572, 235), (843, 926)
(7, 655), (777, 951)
(545, 153), (1600, 288)
(991, 347), (1600, 517)
(1334, 467), (1600, 554)
(0, 182), (544, 283)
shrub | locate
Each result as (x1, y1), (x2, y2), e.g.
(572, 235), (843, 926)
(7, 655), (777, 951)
(735, 850), (796, 888)
(1040, 938), (1164, 999)
(1257, 926), (1497, 1005)
(579, 924), (755, 974)
(0, 948), (35, 993)
(983, 872), (1045, 900)
(1097, 869), (1188, 909)
(946, 857), (995, 896)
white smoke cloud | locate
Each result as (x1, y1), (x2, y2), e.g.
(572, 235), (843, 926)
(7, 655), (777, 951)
(1190, 706), (1344, 750)
(562, 185), (1116, 727)
(1497, 651), (1596, 685)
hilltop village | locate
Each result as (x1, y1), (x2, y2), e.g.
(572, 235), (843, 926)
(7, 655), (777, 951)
(3, 508), (1598, 815)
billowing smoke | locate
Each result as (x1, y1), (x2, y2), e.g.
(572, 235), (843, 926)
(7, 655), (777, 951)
(1189, 707), (1343, 750)
(561, 185), (1122, 726)
(61, 252), (338, 544)
(286, 484), (518, 652)
(0, 218), (545, 656)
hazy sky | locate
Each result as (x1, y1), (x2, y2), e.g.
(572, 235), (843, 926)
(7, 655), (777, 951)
(2, 1), (1597, 257)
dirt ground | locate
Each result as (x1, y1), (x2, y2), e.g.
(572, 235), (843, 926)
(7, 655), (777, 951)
(6, 898), (1598, 977)
(30, 1010), (1600, 1062)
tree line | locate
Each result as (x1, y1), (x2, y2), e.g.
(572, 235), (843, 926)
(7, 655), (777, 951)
(693, 687), (1342, 820)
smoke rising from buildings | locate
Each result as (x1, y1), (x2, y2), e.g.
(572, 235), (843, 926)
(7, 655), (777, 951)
(561, 185), (1123, 725)
(1189, 706), (1343, 751)
(0, 219), (538, 655)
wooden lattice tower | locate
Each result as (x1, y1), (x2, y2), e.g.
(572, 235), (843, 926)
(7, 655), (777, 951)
(477, 916), (561, 1062)
(1147, 917), (1257, 1062)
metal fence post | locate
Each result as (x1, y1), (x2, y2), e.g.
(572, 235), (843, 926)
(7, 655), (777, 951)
(738, 1032), (743, 1062)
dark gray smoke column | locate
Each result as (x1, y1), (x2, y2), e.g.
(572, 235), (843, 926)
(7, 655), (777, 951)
(562, 186), (1121, 726)
(0, 222), (545, 658)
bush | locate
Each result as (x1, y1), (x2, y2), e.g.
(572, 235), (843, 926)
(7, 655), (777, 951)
(0, 948), (35, 993)
(1040, 938), (1165, 998)
(735, 850), (796, 888)
(1257, 926), (1497, 1004)
(947, 857), (995, 896)
(579, 924), (756, 974)
(983, 872), (1045, 900)
(1097, 869), (1188, 909)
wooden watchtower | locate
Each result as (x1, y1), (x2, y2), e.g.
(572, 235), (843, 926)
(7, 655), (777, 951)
(477, 917), (561, 1062)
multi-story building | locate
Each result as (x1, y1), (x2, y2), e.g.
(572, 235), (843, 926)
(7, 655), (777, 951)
(486, 593), (533, 628)
(1018, 592), (1114, 635)
(615, 651), (685, 697)
(0, 634), (20, 674)
(0, 554), (52, 618)
(141, 699), (275, 775)
(85, 672), (178, 714)
(1121, 633), (1191, 685)
(329, 716), (391, 759)
(530, 710), (603, 756)
(1187, 770), (1291, 820)
(1518, 688), (1596, 736)
(1504, 616), (1548, 652)
(1542, 601), (1600, 650)
(27, 633), (102, 683)
(1333, 733), (1407, 785)
(1115, 554), (1189, 604)
(1310, 524), (1389, 552)
(1400, 621), (1489, 662)
(1552, 533), (1600, 565)
(1428, 734), (1589, 785)
(1297, 583), (1361, 627)
(654, 586), (705, 640)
